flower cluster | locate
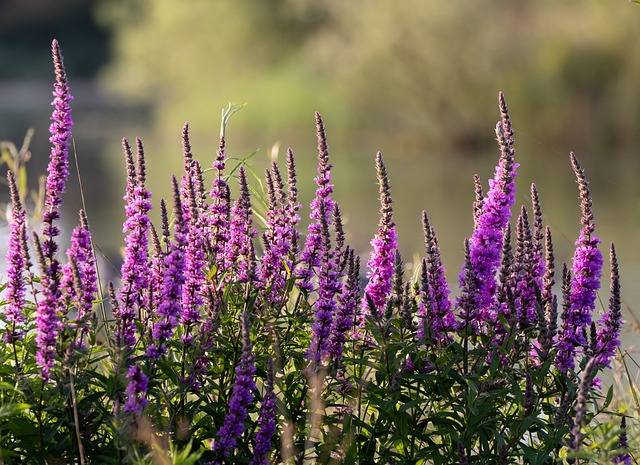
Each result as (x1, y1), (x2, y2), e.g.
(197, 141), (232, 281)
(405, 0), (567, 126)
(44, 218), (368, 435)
(297, 113), (336, 293)
(1, 42), (627, 463)
(213, 311), (256, 458)
(459, 92), (518, 332)
(4, 170), (28, 342)
(555, 153), (604, 372)
(359, 152), (398, 327)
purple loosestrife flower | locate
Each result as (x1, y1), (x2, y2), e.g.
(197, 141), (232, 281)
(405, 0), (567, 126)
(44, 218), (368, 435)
(555, 153), (603, 372)
(358, 152), (397, 328)
(214, 311), (256, 458)
(124, 364), (149, 415)
(61, 210), (98, 347)
(179, 122), (197, 224)
(329, 250), (360, 364)
(513, 206), (537, 329)
(494, 222), (514, 325)
(297, 113), (335, 293)
(530, 184), (545, 285)
(33, 39), (74, 380)
(259, 154), (301, 303)
(250, 358), (277, 465)
(418, 212), (456, 343)
(612, 417), (631, 465)
(595, 243), (622, 369)
(42, 39), (73, 261)
(541, 226), (556, 314)
(118, 138), (152, 350)
(258, 167), (288, 303)
(147, 177), (187, 359)
(458, 92), (518, 321)
(33, 232), (60, 381)
(473, 174), (484, 229)
(225, 167), (256, 282)
(285, 148), (302, 261)
(4, 170), (28, 342)
(209, 137), (230, 264)
(555, 264), (575, 372)
(458, 238), (482, 335)
(180, 127), (207, 328)
(308, 201), (341, 364)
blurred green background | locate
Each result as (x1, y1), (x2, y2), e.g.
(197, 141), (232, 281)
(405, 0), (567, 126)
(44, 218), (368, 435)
(2, 0), (640, 331)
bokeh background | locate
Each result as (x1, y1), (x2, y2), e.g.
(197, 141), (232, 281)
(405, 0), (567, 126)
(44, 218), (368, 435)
(2, 0), (640, 338)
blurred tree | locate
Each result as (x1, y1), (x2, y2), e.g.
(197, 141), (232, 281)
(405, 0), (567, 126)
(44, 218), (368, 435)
(96, 0), (640, 155)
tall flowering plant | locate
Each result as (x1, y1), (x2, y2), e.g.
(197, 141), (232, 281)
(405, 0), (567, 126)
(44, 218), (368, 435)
(0, 41), (633, 464)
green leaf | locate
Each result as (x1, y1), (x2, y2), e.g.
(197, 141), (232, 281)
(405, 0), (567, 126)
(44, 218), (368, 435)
(0, 402), (30, 418)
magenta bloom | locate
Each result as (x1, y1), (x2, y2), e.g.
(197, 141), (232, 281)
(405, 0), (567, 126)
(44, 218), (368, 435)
(214, 311), (256, 457)
(555, 153), (603, 372)
(329, 250), (360, 363)
(34, 236), (61, 381)
(147, 177), (187, 359)
(208, 137), (230, 263)
(612, 417), (631, 465)
(250, 358), (277, 465)
(4, 171), (28, 342)
(34, 39), (75, 380)
(418, 212), (456, 343)
(179, 125), (207, 326)
(359, 152), (397, 328)
(308, 202), (341, 363)
(124, 364), (149, 415)
(61, 210), (98, 347)
(458, 93), (518, 327)
(259, 155), (300, 303)
(118, 139), (152, 350)
(595, 243), (622, 368)
(297, 113), (335, 293)
(42, 39), (73, 260)
(225, 167), (256, 283)
(512, 206), (537, 328)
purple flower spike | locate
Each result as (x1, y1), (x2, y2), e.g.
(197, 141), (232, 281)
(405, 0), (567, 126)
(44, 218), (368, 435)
(513, 205), (537, 329)
(214, 311), (256, 457)
(4, 170), (28, 342)
(419, 212), (456, 343)
(297, 113), (335, 292)
(308, 201), (341, 363)
(124, 364), (149, 415)
(180, 130), (207, 327)
(555, 153), (603, 372)
(42, 39), (73, 261)
(530, 184), (545, 285)
(225, 167), (256, 283)
(330, 250), (360, 363)
(33, 232), (61, 381)
(458, 92), (518, 318)
(61, 210), (98, 347)
(285, 148), (302, 257)
(209, 137), (231, 263)
(472, 174), (484, 229)
(147, 177), (187, 359)
(118, 138), (152, 350)
(359, 152), (397, 328)
(259, 165), (290, 303)
(250, 358), (277, 465)
(595, 243), (622, 369)
(612, 417), (631, 465)
(458, 238), (482, 335)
